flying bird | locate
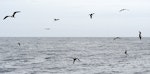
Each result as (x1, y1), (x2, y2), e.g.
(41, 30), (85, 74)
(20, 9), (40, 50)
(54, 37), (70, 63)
(54, 19), (60, 21)
(113, 37), (121, 40)
(119, 9), (129, 12)
(73, 58), (80, 64)
(89, 13), (95, 19)
(139, 31), (142, 40)
(3, 11), (21, 20)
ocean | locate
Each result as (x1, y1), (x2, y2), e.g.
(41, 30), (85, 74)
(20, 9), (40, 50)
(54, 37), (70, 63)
(0, 37), (150, 74)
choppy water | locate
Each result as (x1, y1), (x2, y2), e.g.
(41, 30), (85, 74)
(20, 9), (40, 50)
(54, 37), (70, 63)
(0, 37), (150, 74)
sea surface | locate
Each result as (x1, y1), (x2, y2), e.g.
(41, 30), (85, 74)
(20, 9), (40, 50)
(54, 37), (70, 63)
(0, 37), (150, 74)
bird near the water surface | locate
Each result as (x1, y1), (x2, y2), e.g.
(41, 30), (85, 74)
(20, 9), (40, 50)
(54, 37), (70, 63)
(3, 11), (21, 20)
(73, 58), (80, 64)
(113, 37), (121, 40)
(18, 42), (21, 46)
(125, 50), (128, 55)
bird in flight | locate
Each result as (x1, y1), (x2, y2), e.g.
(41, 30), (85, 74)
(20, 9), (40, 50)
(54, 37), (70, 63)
(54, 19), (60, 21)
(139, 31), (142, 40)
(119, 9), (129, 12)
(113, 37), (121, 40)
(3, 11), (21, 20)
(73, 58), (80, 64)
(89, 13), (95, 19)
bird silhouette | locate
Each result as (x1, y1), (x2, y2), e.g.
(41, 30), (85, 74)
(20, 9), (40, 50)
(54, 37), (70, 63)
(54, 19), (60, 21)
(3, 11), (21, 20)
(18, 42), (21, 46)
(73, 58), (80, 64)
(119, 9), (129, 12)
(89, 13), (94, 19)
(113, 37), (121, 40)
(124, 50), (128, 55)
(125, 50), (128, 55)
(139, 31), (142, 40)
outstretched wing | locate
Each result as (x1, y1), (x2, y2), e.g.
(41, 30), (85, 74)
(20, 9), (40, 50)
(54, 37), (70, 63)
(77, 58), (80, 61)
(12, 11), (21, 17)
(3, 16), (10, 20)
(113, 37), (120, 40)
(119, 9), (129, 12)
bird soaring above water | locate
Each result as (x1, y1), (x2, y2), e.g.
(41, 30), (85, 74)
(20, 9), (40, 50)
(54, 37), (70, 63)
(3, 11), (21, 20)
(139, 31), (142, 40)
(89, 13), (95, 19)
(54, 19), (60, 21)
(119, 9), (129, 12)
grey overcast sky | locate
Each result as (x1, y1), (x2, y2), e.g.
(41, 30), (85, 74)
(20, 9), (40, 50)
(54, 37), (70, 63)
(0, 0), (150, 37)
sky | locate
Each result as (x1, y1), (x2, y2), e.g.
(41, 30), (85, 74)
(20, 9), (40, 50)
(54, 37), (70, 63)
(0, 0), (150, 37)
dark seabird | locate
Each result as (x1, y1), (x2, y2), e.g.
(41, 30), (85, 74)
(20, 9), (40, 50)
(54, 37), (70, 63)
(113, 37), (121, 40)
(54, 19), (60, 21)
(73, 58), (80, 64)
(18, 42), (21, 46)
(89, 13), (94, 19)
(139, 31), (142, 40)
(119, 9), (129, 12)
(3, 11), (21, 20)
(125, 50), (128, 55)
